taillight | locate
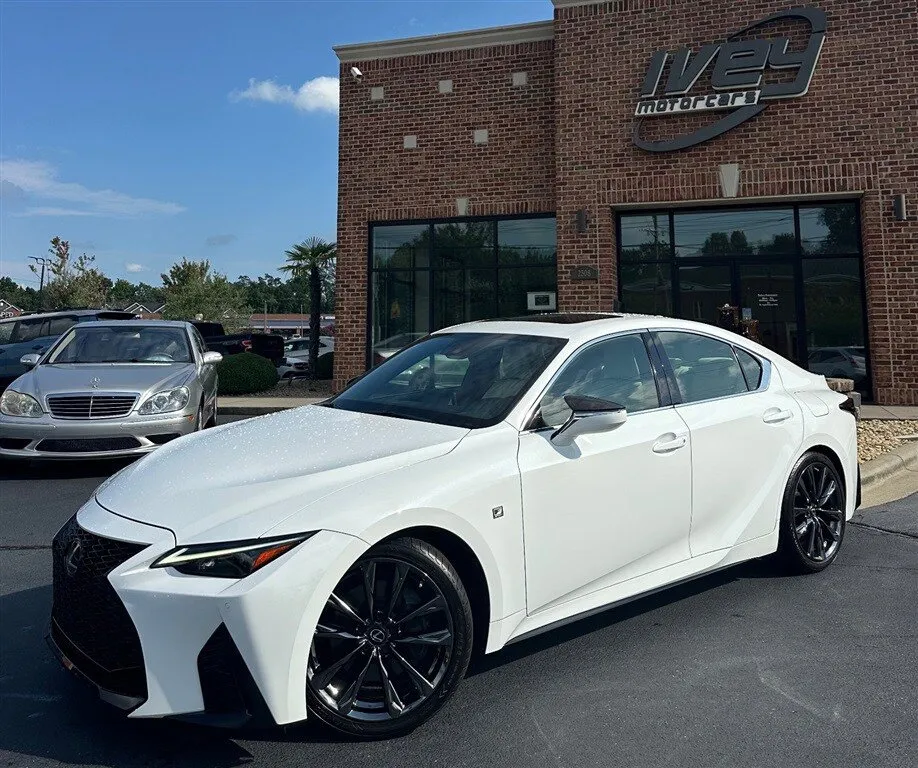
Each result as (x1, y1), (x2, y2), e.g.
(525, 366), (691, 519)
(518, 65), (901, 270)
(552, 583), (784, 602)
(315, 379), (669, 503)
(241, 339), (253, 351)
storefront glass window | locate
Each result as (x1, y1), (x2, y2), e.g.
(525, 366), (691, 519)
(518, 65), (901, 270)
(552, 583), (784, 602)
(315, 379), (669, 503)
(370, 216), (556, 365)
(673, 208), (795, 257)
(618, 202), (870, 398)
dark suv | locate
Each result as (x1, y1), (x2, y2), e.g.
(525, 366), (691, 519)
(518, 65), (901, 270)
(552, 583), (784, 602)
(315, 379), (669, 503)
(0, 310), (135, 390)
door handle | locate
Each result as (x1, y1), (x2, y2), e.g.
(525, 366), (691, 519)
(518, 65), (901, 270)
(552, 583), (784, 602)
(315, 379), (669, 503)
(653, 434), (687, 454)
(763, 408), (793, 424)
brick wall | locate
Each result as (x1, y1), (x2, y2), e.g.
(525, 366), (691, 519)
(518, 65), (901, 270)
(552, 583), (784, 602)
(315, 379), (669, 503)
(553, 0), (917, 405)
(335, 41), (556, 390)
(336, 0), (917, 404)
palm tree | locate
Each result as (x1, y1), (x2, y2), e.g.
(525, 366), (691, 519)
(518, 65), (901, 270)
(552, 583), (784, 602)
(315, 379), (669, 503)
(280, 237), (337, 374)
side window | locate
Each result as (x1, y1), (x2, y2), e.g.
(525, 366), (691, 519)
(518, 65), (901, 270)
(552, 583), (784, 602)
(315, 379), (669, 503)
(658, 331), (748, 404)
(12, 318), (46, 343)
(0, 321), (14, 345)
(735, 347), (763, 390)
(192, 330), (208, 359)
(46, 315), (77, 337)
(539, 334), (660, 428)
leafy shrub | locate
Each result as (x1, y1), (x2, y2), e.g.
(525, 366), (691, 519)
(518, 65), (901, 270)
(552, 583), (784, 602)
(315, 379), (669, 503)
(217, 352), (279, 395)
(314, 352), (334, 380)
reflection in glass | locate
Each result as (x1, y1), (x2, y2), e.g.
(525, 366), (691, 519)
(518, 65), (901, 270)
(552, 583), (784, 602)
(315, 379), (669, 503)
(803, 258), (868, 393)
(799, 204), (859, 255)
(433, 269), (496, 329)
(738, 262), (798, 362)
(498, 218), (556, 266)
(619, 263), (673, 315)
(433, 221), (494, 268)
(619, 214), (671, 261)
(676, 265), (732, 323)
(371, 271), (430, 351)
(674, 208), (795, 257)
(372, 224), (430, 269)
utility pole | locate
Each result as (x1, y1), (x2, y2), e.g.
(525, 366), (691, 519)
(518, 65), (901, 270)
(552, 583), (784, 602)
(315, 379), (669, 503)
(28, 256), (51, 308)
(264, 300), (268, 333)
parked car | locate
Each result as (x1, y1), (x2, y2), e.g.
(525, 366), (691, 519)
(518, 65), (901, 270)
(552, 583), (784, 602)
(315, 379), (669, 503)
(190, 321), (284, 366)
(808, 346), (867, 382)
(276, 357), (310, 380)
(47, 314), (858, 738)
(0, 320), (221, 459)
(284, 335), (335, 360)
(0, 310), (135, 391)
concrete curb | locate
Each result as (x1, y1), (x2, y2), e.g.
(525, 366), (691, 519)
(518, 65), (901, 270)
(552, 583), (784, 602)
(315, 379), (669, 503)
(860, 441), (918, 491)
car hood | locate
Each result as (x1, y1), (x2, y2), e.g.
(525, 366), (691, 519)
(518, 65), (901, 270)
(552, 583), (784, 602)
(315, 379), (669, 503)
(95, 405), (469, 543)
(16, 363), (195, 400)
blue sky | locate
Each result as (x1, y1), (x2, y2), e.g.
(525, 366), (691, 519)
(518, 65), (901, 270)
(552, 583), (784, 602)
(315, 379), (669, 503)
(0, 0), (551, 290)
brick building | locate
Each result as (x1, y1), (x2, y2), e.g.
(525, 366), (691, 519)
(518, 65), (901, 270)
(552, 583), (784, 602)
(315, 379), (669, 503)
(334, 0), (916, 404)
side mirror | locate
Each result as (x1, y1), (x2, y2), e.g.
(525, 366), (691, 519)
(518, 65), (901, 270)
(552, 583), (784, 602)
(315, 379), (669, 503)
(202, 351), (223, 365)
(20, 353), (41, 368)
(550, 395), (627, 446)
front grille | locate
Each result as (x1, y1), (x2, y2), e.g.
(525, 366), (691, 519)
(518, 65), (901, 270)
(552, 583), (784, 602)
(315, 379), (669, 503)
(38, 436), (141, 453)
(47, 394), (137, 419)
(51, 516), (148, 699)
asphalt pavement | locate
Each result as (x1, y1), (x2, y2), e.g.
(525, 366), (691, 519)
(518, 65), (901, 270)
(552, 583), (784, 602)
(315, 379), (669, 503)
(1, 422), (916, 768)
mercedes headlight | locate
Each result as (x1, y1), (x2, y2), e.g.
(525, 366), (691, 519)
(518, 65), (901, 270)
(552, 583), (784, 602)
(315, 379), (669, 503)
(151, 533), (315, 578)
(0, 390), (42, 418)
(138, 386), (190, 415)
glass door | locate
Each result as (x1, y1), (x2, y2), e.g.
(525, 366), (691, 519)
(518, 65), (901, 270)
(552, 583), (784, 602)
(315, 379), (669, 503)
(737, 262), (799, 364)
(675, 264), (732, 324)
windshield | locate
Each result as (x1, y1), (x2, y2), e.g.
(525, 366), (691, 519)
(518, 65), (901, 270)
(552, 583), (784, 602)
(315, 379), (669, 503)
(330, 333), (566, 428)
(47, 325), (193, 364)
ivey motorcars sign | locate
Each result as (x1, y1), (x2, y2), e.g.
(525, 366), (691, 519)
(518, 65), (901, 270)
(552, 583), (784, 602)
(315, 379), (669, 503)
(632, 6), (826, 152)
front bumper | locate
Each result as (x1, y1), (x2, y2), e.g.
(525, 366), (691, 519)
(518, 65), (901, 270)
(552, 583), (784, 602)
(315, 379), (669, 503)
(0, 409), (198, 459)
(49, 499), (367, 725)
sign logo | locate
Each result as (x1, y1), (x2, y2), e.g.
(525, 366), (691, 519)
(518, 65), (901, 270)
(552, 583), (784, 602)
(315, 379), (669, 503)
(90, 377), (101, 389)
(633, 6), (826, 152)
(65, 539), (82, 577)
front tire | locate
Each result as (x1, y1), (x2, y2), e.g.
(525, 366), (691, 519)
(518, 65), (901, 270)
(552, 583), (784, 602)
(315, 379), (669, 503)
(306, 538), (473, 739)
(777, 452), (846, 573)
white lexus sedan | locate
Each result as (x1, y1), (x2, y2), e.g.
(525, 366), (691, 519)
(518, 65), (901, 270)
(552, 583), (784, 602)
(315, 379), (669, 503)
(48, 314), (859, 738)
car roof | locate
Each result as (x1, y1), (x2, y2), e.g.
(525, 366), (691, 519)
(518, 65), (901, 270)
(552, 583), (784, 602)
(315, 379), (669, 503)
(72, 319), (191, 330)
(0, 309), (134, 324)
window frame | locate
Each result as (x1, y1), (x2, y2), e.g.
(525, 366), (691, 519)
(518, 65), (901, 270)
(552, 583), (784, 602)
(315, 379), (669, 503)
(648, 329), (772, 406)
(367, 213), (557, 370)
(522, 330), (672, 433)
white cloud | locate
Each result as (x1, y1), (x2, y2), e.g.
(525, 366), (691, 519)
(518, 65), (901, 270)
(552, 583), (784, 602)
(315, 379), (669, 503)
(229, 76), (339, 114)
(125, 262), (148, 273)
(0, 159), (186, 218)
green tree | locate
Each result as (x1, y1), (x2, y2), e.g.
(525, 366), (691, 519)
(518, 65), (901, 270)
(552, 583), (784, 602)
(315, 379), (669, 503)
(280, 237), (336, 371)
(35, 237), (111, 310)
(108, 279), (139, 308)
(0, 276), (40, 312)
(160, 258), (249, 331)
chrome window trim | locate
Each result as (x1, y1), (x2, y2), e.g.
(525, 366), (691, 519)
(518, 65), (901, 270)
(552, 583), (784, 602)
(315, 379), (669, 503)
(519, 329), (665, 433)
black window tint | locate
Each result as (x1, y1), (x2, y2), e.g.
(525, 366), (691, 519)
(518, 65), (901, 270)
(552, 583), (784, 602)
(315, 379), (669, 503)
(658, 332), (748, 403)
(735, 348), (763, 390)
(619, 214), (671, 261)
(46, 316), (77, 337)
(0, 321), (14, 345)
(13, 318), (47, 343)
(540, 335), (660, 427)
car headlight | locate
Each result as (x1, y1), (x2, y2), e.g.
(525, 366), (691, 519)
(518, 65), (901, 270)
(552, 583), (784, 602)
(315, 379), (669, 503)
(138, 386), (190, 415)
(0, 390), (43, 418)
(150, 533), (315, 578)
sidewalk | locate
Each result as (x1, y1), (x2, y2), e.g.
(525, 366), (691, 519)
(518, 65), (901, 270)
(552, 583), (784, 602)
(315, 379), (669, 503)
(218, 396), (325, 415)
(860, 404), (918, 420)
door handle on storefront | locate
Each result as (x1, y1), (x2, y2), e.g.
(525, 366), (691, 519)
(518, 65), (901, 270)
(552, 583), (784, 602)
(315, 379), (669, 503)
(763, 408), (793, 424)
(653, 435), (687, 454)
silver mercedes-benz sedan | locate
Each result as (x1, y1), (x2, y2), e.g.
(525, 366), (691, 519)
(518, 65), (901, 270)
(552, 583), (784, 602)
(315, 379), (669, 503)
(0, 320), (221, 460)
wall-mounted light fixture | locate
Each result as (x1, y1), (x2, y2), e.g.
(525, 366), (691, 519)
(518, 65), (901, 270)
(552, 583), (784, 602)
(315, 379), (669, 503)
(575, 209), (589, 234)
(893, 193), (907, 221)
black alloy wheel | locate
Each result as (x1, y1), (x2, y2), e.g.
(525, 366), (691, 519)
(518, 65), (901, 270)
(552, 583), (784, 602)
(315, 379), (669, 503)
(306, 538), (473, 738)
(778, 452), (846, 573)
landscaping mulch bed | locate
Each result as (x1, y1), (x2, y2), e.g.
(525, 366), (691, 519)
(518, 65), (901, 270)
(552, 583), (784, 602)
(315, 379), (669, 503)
(857, 419), (918, 463)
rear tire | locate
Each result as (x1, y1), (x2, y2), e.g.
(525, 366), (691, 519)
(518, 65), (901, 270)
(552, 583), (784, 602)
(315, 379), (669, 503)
(776, 452), (846, 574)
(306, 537), (473, 739)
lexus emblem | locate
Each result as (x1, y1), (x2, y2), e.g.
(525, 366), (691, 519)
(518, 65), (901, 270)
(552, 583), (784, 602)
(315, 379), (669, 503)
(65, 539), (82, 577)
(90, 377), (101, 389)
(368, 628), (387, 644)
